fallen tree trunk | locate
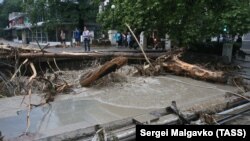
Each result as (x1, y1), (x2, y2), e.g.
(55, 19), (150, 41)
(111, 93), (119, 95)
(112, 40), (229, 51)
(0, 44), (42, 52)
(134, 48), (228, 83)
(1, 52), (165, 59)
(0, 45), (11, 51)
(80, 56), (128, 87)
(162, 53), (227, 83)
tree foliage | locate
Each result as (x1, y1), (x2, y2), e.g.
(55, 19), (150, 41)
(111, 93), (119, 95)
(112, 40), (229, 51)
(97, 0), (250, 45)
(0, 0), (23, 28)
(23, 0), (99, 30)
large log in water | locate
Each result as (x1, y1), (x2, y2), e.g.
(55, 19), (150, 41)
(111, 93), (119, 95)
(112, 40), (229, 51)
(162, 54), (227, 83)
(80, 56), (128, 87)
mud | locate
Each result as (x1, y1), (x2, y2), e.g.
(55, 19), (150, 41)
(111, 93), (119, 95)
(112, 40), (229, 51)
(0, 99), (151, 139)
(0, 66), (239, 140)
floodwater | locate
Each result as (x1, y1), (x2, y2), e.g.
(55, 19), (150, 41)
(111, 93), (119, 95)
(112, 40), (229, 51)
(0, 99), (150, 140)
(0, 68), (237, 140)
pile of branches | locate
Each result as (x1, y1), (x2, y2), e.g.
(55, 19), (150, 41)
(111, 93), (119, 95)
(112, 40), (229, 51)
(0, 59), (73, 134)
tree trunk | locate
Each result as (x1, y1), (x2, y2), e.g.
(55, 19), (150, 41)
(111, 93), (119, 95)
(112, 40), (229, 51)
(0, 51), (165, 60)
(79, 56), (128, 87)
(162, 54), (227, 83)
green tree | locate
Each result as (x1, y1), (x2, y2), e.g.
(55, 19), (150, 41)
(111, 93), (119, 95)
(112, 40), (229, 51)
(97, 0), (250, 46)
(78, 0), (99, 28)
(23, 0), (99, 30)
(0, 0), (23, 28)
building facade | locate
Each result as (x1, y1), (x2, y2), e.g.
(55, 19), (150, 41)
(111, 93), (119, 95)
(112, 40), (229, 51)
(4, 12), (48, 44)
(4, 0), (100, 45)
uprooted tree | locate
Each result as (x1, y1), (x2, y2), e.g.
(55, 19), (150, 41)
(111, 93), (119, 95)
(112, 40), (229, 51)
(78, 23), (238, 87)
(79, 48), (235, 88)
(161, 49), (227, 83)
(135, 48), (228, 82)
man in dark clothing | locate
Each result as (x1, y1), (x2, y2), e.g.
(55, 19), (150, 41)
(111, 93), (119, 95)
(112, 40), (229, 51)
(74, 28), (81, 47)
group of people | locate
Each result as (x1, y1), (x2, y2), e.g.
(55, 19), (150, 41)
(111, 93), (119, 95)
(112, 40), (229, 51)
(60, 26), (91, 51)
(113, 30), (162, 50)
(114, 31), (135, 49)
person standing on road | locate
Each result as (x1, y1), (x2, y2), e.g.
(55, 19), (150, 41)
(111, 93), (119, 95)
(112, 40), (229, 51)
(122, 32), (127, 47)
(114, 31), (122, 48)
(60, 30), (66, 48)
(82, 26), (90, 51)
(127, 32), (132, 48)
(74, 28), (81, 47)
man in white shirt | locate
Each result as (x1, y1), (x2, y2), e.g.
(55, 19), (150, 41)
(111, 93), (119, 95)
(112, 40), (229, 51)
(82, 26), (90, 51)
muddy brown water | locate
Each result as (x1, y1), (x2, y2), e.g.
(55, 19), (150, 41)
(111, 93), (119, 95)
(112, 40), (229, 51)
(0, 99), (151, 139)
(0, 66), (241, 140)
